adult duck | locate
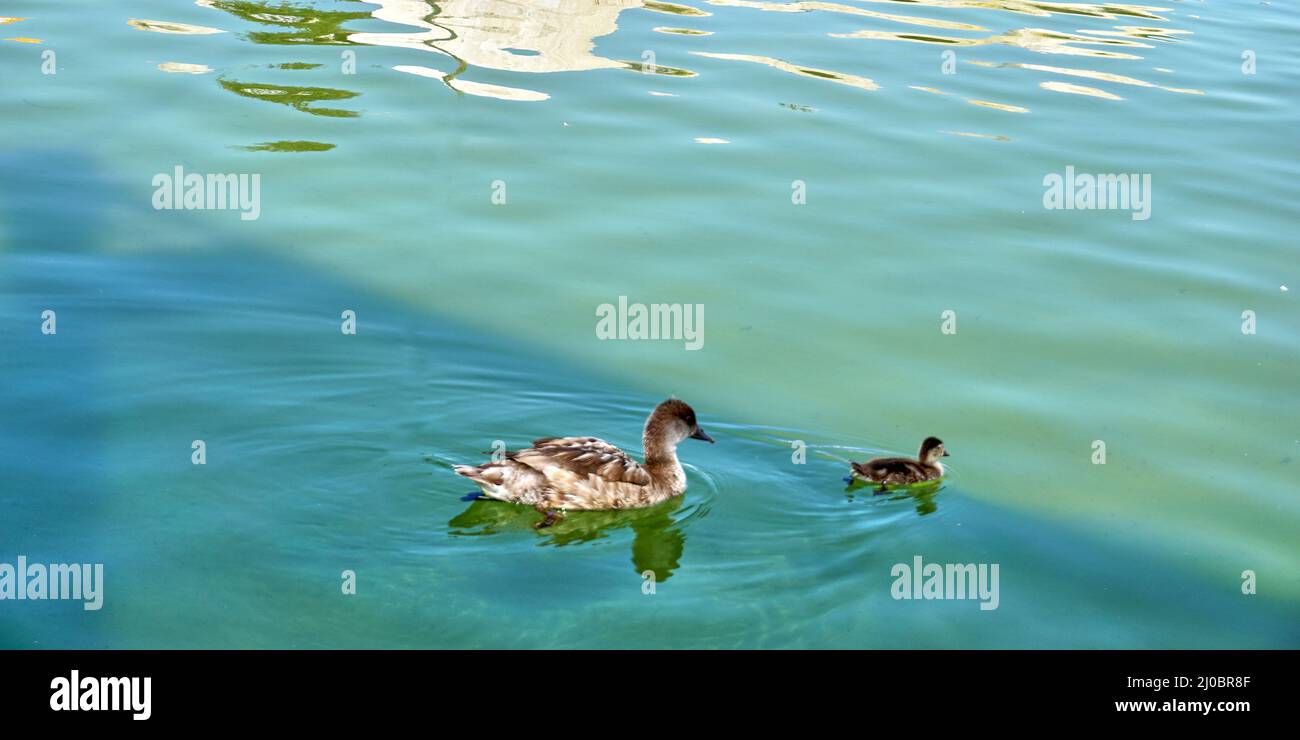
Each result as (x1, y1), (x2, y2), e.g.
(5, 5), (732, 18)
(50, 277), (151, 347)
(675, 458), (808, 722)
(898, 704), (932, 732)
(454, 399), (714, 527)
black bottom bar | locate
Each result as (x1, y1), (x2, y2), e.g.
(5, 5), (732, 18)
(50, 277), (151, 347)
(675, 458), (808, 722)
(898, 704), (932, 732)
(1, 649), (1289, 725)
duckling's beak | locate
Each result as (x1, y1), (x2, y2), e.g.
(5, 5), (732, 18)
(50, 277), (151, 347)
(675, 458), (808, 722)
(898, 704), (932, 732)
(942, 451), (950, 456)
(690, 427), (715, 443)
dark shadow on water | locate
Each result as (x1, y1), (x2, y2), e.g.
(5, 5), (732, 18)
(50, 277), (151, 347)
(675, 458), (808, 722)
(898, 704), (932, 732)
(448, 497), (686, 582)
(0, 145), (701, 644)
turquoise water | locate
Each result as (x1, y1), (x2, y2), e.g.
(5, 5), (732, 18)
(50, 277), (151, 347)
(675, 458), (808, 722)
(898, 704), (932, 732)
(1, 1), (1297, 648)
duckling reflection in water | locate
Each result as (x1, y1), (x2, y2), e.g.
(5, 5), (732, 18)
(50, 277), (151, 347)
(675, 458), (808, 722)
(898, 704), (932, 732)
(448, 496), (687, 582)
(844, 477), (943, 516)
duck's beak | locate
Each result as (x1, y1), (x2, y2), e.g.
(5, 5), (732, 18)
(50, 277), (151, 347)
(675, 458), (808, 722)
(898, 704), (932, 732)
(943, 451), (951, 457)
(690, 427), (715, 443)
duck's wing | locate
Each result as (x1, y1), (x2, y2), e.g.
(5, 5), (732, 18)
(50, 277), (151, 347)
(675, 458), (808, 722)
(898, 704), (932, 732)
(531, 436), (626, 457)
(511, 438), (653, 509)
(516, 438), (652, 485)
(855, 457), (929, 481)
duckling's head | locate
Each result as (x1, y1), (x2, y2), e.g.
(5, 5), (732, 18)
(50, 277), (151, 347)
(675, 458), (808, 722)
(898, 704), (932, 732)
(647, 398), (714, 447)
(919, 436), (949, 464)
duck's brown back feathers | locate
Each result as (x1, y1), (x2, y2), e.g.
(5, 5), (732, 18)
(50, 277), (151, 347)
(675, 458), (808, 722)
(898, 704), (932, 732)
(851, 457), (940, 485)
(514, 437), (652, 486)
(455, 436), (663, 510)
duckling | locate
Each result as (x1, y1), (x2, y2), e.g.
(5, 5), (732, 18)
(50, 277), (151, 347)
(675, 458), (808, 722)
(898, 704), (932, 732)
(453, 399), (714, 528)
(850, 437), (949, 492)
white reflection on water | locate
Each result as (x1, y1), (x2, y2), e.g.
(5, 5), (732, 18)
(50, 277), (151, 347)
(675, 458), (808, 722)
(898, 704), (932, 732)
(353, 0), (643, 73)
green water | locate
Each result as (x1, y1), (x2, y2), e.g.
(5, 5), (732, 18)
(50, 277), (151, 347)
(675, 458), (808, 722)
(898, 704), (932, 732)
(1, 1), (1297, 648)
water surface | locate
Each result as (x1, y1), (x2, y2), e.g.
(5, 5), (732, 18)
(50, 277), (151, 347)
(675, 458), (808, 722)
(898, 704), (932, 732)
(0, 0), (1296, 647)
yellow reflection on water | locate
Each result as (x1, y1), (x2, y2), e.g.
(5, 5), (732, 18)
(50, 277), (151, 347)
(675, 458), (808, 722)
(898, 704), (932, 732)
(1039, 80), (1123, 99)
(654, 27), (714, 35)
(831, 26), (1151, 60)
(910, 85), (1029, 113)
(817, 0), (1197, 103)
(969, 59), (1202, 95)
(853, 0), (1168, 22)
(622, 60), (698, 77)
(692, 52), (879, 91)
(1079, 24), (1191, 41)
(352, 0), (643, 74)
(706, 0), (989, 32)
(943, 130), (1011, 141)
(181, 0), (1200, 113)
(128, 19), (225, 35)
(968, 99), (1029, 113)
(394, 65), (551, 101)
(159, 62), (214, 74)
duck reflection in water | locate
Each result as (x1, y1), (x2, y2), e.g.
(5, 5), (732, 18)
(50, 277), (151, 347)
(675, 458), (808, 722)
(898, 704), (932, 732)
(448, 495), (687, 582)
(843, 477), (943, 516)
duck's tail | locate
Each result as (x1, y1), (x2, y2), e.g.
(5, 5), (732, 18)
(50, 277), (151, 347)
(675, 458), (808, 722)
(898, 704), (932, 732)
(454, 462), (512, 491)
(453, 464), (487, 483)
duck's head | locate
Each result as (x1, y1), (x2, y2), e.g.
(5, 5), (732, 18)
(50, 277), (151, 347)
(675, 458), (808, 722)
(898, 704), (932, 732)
(646, 398), (714, 446)
(919, 436), (949, 464)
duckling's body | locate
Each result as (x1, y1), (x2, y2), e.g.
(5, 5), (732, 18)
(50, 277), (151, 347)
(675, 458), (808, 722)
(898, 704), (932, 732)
(453, 399), (713, 526)
(850, 437), (948, 490)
